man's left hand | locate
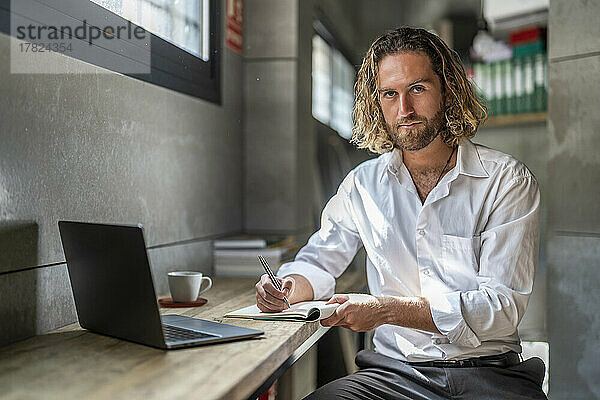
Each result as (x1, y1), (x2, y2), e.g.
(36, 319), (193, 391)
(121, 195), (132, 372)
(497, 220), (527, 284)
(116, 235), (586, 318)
(320, 294), (388, 332)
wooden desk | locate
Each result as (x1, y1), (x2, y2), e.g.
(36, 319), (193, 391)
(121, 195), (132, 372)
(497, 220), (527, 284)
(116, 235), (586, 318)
(0, 271), (365, 400)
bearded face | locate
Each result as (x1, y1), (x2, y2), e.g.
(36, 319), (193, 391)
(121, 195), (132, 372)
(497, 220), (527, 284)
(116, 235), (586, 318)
(377, 52), (447, 151)
(386, 105), (445, 151)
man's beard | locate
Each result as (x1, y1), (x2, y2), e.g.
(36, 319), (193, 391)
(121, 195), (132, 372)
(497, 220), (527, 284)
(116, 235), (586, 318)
(386, 106), (446, 151)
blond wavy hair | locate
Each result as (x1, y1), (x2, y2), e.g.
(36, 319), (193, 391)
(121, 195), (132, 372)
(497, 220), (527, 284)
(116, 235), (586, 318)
(351, 27), (487, 154)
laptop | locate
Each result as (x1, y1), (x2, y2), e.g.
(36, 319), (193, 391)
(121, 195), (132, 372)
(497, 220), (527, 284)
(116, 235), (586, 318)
(58, 221), (263, 349)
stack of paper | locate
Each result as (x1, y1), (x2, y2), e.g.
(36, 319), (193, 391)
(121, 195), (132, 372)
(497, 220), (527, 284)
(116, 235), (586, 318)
(212, 237), (296, 276)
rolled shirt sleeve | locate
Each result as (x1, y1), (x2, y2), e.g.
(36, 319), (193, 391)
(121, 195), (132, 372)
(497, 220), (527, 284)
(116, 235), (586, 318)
(277, 172), (363, 300)
(429, 175), (541, 347)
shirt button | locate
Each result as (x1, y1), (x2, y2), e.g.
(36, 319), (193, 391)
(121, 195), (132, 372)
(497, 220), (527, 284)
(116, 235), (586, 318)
(434, 339), (442, 344)
(417, 229), (425, 236)
(423, 269), (431, 276)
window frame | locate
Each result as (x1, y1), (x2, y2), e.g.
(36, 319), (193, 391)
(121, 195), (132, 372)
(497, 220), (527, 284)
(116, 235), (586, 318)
(0, 0), (221, 103)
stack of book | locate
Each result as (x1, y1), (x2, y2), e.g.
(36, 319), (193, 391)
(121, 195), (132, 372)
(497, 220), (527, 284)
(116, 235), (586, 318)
(212, 236), (297, 277)
(471, 27), (547, 117)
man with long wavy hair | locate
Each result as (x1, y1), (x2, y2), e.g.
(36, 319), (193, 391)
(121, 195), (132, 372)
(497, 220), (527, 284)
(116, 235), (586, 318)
(256, 27), (546, 399)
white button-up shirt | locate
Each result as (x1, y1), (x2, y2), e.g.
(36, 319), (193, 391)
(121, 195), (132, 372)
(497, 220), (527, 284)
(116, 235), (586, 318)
(278, 139), (540, 361)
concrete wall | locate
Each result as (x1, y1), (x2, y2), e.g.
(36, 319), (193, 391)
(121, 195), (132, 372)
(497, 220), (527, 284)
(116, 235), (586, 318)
(243, 0), (310, 233)
(0, 0), (243, 346)
(546, 1), (600, 398)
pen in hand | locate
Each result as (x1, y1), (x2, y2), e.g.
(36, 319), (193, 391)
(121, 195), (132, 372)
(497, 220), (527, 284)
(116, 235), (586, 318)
(258, 255), (291, 309)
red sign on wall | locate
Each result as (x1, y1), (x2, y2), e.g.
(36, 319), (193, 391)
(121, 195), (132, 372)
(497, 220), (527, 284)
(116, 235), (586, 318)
(226, 0), (243, 55)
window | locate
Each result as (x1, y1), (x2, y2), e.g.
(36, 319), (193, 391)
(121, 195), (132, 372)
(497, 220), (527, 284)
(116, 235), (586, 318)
(312, 35), (332, 126)
(330, 49), (355, 139)
(90, 0), (210, 61)
(2, 0), (220, 103)
(312, 24), (355, 140)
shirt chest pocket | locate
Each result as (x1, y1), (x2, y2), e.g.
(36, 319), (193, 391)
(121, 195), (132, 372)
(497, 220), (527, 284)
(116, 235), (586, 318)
(441, 234), (481, 280)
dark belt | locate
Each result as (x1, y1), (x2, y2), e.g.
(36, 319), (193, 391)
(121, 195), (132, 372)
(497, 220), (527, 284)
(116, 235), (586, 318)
(407, 351), (521, 368)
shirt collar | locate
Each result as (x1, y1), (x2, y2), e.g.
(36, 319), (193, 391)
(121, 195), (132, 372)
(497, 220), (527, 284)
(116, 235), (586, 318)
(380, 148), (403, 182)
(456, 138), (489, 178)
(380, 138), (489, 182)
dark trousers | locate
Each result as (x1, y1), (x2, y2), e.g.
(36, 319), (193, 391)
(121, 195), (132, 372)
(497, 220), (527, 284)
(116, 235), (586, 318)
(304, 350), (548, 400)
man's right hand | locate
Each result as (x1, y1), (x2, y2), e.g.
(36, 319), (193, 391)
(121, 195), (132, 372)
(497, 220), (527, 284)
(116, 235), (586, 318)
(255, 274), (295, 312)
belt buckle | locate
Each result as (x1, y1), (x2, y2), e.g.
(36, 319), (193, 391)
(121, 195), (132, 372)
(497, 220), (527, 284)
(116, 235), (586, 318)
(484, 358), (508, 368)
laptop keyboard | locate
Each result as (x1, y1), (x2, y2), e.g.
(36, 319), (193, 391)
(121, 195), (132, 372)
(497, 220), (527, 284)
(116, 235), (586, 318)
(163, 324), (218, 342)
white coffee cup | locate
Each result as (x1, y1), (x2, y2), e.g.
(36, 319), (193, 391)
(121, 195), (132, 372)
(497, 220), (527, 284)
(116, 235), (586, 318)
(168, 271), (212, 302)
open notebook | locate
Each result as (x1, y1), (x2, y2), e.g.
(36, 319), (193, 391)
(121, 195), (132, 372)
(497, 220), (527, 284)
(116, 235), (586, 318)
(225, 301), (339, 322)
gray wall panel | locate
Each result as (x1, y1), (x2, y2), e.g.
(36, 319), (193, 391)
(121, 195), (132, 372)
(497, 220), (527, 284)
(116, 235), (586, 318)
(547, 56), (600, 232)
(0, 33), (243, 271)
(244, 0), (298, 58)
(296, 0), (319, 230)
(0, 264), (75, 347)
(0, 222), (38, 274)
(546, 235), (600, 399)
(244, 60), (298, 231)
(549, 0), (600, 60)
